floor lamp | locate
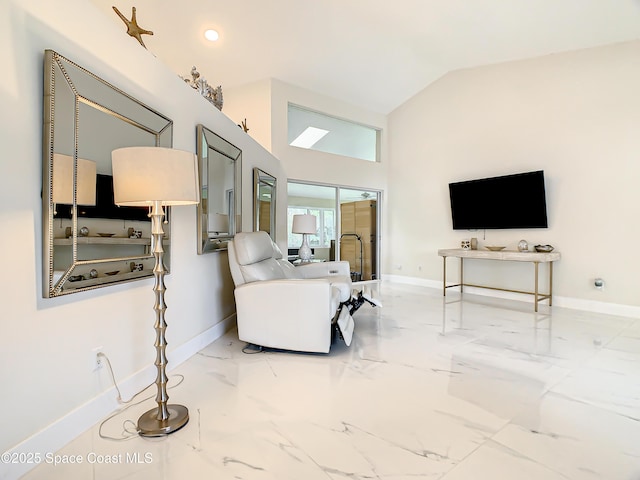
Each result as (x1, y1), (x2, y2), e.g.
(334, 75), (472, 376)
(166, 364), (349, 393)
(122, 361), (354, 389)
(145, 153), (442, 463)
(112, 146), (199, 437)
(292, 214), (317, 262)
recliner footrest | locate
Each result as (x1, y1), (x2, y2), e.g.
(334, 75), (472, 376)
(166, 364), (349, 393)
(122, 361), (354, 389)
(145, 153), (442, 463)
(348, 286), (382, 314)
(336, 307), (354, 346)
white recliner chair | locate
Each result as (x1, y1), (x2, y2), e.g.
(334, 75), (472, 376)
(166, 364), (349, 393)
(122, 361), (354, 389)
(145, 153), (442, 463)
(228, 231), (356, 353)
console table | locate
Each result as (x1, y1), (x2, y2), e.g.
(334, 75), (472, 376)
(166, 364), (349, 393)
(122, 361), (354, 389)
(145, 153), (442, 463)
(437, 249), (561, 312)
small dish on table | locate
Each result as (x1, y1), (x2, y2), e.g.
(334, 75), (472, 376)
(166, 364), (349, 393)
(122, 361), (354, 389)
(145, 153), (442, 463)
(485, 246), (506, 251)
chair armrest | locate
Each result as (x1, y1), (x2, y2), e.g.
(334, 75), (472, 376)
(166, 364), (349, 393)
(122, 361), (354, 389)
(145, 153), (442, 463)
(235, 278), (333, 304)
(295, 261), (351, 279)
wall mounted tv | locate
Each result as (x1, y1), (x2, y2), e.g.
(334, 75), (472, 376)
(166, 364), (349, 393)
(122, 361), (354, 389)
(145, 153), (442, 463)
(449, 170), (548, 230)
(54, 174), (150, 221)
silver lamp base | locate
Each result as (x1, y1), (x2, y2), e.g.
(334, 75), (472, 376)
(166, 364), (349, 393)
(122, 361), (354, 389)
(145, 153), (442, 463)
(138, 404), (189, 437)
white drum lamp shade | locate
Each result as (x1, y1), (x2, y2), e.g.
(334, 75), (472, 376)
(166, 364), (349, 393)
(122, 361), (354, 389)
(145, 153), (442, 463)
(52, 153), (97, 206)
(292, 214), (317, 234)
(111, 146), (200, 206)
(208, 213), (229, 233)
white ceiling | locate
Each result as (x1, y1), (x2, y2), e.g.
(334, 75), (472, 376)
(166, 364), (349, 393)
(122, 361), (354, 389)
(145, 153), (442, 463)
(90, 0), (640, 114)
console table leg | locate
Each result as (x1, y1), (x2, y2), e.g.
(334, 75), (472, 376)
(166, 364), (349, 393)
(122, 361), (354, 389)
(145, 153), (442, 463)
(534, 262), (539, 313)
(442, 256), (447, 297)
(460, 258), (464, 294)
(549, 262), (554, 306)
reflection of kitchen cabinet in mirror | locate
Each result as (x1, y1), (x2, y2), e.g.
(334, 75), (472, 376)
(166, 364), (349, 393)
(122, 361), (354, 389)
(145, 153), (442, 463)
(196, 124), (242, 254)
(42, 50), (173, 298)
(253, 168), (276, 241)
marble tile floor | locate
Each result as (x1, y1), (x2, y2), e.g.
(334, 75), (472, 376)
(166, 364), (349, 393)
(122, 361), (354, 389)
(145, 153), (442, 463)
(21, 283), (640, 479)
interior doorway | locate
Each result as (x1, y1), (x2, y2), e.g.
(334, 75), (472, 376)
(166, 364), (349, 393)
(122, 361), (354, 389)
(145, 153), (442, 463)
(287, 181), (381, 281)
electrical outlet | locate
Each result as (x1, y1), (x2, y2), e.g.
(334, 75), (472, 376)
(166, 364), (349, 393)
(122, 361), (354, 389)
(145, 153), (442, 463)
(91, 346), (104, 372)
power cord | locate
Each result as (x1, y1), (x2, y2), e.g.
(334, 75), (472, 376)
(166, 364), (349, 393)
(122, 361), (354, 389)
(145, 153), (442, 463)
(96, 351), (185, 441)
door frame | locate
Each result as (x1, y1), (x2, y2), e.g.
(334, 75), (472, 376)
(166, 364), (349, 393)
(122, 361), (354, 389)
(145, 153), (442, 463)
(287, 179), (382, 280)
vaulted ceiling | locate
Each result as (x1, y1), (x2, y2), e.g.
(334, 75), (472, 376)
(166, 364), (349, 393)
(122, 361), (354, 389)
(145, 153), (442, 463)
(90, 1), (640, 114)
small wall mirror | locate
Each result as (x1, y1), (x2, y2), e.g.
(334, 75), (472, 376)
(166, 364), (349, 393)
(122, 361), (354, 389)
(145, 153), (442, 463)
(43, 50), (173, 297)
(197, 124), (242, 253)
(254, 168), (276, 240)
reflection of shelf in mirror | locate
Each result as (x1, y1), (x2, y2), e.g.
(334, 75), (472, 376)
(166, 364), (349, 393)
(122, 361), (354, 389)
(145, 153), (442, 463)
(53, 237), (168, 246)
(64, 270), (152, 289)
(203, 238), (229, 252)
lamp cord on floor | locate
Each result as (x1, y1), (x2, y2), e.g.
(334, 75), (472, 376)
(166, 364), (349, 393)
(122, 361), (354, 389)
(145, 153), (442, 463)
(96, 351), (185, 441)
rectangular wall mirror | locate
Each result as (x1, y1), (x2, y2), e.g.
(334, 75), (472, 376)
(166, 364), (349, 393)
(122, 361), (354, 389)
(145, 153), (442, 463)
(196, 124), (242, 253)
(42, 50), (173, 298)
(253, 168), (276, 240)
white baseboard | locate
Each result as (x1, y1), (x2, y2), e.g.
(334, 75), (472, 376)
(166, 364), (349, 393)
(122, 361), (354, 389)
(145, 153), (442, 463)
(1, 314), (235, 480)
(381, 274), (640, 318)
(553, 296), (640, 318)
(382, 274), (441, 289)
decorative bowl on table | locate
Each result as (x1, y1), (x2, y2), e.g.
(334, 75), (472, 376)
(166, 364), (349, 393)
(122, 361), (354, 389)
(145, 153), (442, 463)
(97, 232), (115, 237)
(534, 244), (554, 253)
(485, 246), (506, 251)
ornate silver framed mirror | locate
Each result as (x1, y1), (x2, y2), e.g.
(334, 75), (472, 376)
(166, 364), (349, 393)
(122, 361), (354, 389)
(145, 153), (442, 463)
(42, 50), (173, 297)
(196, 124), (242, 254)
(253, 168), (276, 240)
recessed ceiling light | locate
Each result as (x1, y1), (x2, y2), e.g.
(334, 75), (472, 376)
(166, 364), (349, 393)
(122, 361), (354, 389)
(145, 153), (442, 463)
(290, 127), (329, 149)
(204, 29), (219, 42)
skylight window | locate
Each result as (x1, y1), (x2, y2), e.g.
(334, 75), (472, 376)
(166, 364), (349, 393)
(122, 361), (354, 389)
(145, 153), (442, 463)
(289, 127), (329, 149)
(287, 103), (380, 162)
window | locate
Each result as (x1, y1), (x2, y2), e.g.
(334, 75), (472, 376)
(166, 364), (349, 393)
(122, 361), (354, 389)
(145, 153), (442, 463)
(287, 103), (380, 162)
(287, 207), (335, 249)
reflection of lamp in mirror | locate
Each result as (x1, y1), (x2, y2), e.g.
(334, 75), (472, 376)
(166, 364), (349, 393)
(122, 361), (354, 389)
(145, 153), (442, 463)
(52, 153), (97, 210)
(292, 214), (316, 262)
(112, 146), (199, 437)
(208, 213), (229, 235)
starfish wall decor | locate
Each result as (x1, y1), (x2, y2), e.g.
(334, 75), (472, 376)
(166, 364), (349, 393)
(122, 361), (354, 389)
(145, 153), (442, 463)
(113, 6), (153, 48)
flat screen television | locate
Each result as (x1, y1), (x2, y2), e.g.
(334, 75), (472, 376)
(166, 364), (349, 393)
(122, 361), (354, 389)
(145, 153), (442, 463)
(449, 170), (548, 230)
(54, 174), (150, 221)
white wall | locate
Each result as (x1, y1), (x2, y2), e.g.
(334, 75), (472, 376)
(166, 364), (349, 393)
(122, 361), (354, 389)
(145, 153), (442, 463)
(0, 0), (285, 467)
(387, 41), (640, 309)
(225, 78), (390, 255)
(225, 78), (390, 188)
(223, 78), (273, 152)
(270, 79), (389, 190)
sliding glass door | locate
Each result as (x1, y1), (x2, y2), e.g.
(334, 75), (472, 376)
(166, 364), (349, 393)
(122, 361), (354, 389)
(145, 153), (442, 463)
(287, 181), (380, 280)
